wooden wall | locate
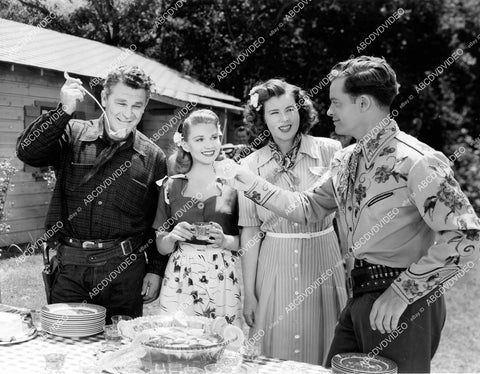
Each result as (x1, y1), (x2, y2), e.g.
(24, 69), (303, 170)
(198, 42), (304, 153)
(140, 101), (176, 156)
(0, 62), (236, 247)
(0, 62), (102, 246)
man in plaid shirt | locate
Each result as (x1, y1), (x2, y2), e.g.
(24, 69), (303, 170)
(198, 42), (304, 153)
(16, 66), (168, 321)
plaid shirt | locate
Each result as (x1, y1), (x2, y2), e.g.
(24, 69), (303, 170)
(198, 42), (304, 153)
(16, 104), (168, 275)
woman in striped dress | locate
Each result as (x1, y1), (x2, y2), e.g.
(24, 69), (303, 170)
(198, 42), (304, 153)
(239, 79), (348, 366)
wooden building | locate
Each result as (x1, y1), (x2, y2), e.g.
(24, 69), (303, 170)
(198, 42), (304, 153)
(0, 18), (242, 247)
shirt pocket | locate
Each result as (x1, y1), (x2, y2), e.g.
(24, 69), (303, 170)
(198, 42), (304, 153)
(64, 162), (95, 193)
(362, 188), (407, 222)
(113, 176), (148, 217)
(366, 191), (395, 207)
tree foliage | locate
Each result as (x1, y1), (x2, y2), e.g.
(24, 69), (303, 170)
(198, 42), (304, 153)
(2, 0), (479, 210)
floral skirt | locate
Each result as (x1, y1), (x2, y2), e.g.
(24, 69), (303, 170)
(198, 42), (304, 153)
(159, 242), (241, 326)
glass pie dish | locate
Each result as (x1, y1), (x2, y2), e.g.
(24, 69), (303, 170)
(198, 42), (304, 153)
(117, 314), (244, 367)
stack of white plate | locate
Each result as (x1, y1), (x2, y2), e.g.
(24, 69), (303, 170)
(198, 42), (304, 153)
(41, 303), (106, 337)
(332, 353), (397, 374)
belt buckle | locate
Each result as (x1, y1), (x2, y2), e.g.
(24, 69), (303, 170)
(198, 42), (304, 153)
(82, 241), (96, 248)
(120, 240), (133, 256)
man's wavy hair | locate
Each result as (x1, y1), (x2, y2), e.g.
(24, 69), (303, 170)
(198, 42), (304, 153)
(243, 79), (318, 149)
(103, 65), (154, 99)
(329, 56), (399, 107)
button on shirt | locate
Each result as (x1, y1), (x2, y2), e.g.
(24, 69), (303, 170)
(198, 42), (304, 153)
(244, 120), (480, 304)
(238, 134), (339, 233)
(16, 104), (168, 274)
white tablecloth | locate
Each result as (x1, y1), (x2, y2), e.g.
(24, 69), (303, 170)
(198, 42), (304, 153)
(0, 332), (330, 373)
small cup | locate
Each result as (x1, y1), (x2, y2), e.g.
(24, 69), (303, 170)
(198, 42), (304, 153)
(214, 159), (238, 180)
(217, 351), (243, 369)
(240, 339), (262, 361)
(44, 352), (66, 372)
(111, 315), (132, 326)
(103, 324), (121, 343)
(193, 222), (211, 241)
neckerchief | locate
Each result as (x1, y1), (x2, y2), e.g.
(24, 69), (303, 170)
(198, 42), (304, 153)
(80, 115), (130, 185)
(268, 133), (302, 187)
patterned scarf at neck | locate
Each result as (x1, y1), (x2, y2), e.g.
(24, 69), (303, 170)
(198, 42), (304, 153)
(268, 134), (302, 186)
(80, 116), (129, 185)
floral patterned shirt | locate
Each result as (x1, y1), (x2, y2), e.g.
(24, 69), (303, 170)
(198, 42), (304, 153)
(243, 120), (480, 304)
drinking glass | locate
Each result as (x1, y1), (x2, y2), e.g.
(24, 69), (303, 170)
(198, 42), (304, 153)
(44, 352), (66, 373)
(102, 324), (121, 349)
(111, 315), (132, 326)
(240, 339), (262, 361)
(213, 159), (238, 180)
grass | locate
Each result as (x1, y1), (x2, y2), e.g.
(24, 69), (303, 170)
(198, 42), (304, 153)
(0, 253), (479, 372)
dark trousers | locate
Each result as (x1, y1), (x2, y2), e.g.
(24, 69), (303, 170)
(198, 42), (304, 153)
(326, 291), (446, 373)
(51, 244), (146, 323)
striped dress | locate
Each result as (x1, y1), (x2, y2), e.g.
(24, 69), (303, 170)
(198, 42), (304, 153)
(238, 134), (348, 366)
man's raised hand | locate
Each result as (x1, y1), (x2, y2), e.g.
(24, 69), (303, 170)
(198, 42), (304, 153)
(60, 72), (85, 115)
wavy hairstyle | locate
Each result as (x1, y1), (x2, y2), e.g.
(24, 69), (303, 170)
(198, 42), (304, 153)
(170, 109), (221, 174)
(329, 56), (399, 107)
(103, 65), (154, 99)
(243, 79), (318, 149)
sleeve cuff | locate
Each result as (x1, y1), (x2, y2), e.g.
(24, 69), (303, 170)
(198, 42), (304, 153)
(244, 178), (276, 206)
(54, 103), (73, 127)
(391, 265), (462, 304)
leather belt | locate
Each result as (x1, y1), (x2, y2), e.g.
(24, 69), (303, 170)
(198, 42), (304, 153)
(61, 234), (144, 256)
(348, 259), (406, 297)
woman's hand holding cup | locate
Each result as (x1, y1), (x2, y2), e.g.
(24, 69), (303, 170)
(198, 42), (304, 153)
(166, 221), (195, 243)
(206, 222), (226, 247)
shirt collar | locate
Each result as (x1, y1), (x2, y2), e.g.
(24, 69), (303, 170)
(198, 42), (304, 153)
(358, 119), (399, 167)
(255, 133), (321, 168)
(78, 115), (146, 157)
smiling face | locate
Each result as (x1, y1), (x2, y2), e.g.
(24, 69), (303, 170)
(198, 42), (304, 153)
(182, 122), (221, 165)
(101, 82), (148, 141)
(263, 93), (300, 146)
(327, 77), (363, 139)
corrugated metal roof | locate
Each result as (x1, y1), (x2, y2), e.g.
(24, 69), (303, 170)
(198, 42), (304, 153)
(0, 18), (243, 112)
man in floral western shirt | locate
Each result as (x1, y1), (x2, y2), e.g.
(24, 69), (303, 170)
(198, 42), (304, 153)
(232, 56), (480, 372)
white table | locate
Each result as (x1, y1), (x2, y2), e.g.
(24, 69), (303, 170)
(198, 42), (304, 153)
(0, 332), (330, 373)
